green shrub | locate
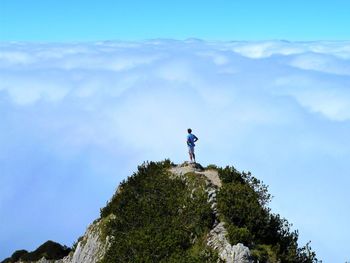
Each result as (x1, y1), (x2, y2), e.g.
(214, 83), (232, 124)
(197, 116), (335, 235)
(0, 250), (28, 263)
(226, 224), (252, 246)
(99, 161), (217, 263)
(165, 248), (219, 263)
(11, 250), (28, 262)
(18, 241), (70, 261)
(205, 164), (218, 170)
(251, 244), (278, 263)
(241, 171), (272, 207)
(217, 166), (245, 184)
(216, 166), (318, 263)
(297, 242), (318, 263)
(217, 182), (266, 232)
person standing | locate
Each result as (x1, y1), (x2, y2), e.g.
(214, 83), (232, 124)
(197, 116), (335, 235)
(187, 128), (198, 163)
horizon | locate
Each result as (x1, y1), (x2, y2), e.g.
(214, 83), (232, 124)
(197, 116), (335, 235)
(1, 38), (349, 44)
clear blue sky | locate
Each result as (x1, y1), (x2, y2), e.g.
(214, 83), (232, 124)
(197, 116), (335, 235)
(0, 0), (349, 41)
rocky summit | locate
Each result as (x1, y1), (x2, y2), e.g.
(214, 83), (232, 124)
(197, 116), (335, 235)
(2, 160), (318, 263)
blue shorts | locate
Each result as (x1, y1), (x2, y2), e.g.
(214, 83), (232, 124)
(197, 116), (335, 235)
(188, 145), (195, 154)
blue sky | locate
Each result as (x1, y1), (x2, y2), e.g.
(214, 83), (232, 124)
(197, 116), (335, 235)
(1, 1), (350, 262)
(1, 0), (350, 41)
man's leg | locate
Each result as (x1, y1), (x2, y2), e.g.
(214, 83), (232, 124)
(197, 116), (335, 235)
(192, 146), (196, 163)
(189, 147), (195, 163)
(190, 147), (196, 163)
(188, 147), (193, 163)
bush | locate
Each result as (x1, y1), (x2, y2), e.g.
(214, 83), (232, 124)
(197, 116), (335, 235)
(216, 166), (318, 262)
(226, 225), (252, 246)
(217, 182), (266, 232)
(3, 241), (71, 262)
(217, 166), (245, 184)
(251, 244), (278, 263)
(297, 242), (318, 263)
(205, 164), (218, 170)
(99, 161), (217, 263)
(0, 250), (28, 263)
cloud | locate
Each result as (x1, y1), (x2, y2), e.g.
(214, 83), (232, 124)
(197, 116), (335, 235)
(289, 53), (350, 75)
(274, 74), (350, 121)
(1, 40), (350, 262)
(219, 40), (350, 59)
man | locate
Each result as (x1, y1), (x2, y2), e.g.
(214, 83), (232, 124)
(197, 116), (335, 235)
(187, 128), (198, 163)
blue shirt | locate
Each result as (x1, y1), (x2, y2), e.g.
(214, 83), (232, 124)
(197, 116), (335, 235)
(187, 134), (197, 147)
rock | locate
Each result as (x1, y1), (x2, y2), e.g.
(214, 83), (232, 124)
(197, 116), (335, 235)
(63, 217), (111, 263)
(180, 161), (204, 171)
(32, 217), (110, 263)
(207, 223), (251, 263)
(169, 162), (222, 187)
(12, 217), (110, 263)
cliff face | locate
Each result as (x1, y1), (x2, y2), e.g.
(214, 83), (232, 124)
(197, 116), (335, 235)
(3, 161), (317, 263)
(61, 217), (111, 263)
(11, 217), (111, 263)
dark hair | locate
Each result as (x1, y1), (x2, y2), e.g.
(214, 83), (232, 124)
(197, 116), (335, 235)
(187, 128), (192, 133)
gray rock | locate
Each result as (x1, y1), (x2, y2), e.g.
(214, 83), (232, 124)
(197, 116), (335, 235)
(64, 217), (111, 263)
(17, 216), (112, 263)
(207, 222), (251, 263)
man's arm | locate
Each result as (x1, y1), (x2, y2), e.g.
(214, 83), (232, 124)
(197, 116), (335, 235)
(194, 135), (198, 142)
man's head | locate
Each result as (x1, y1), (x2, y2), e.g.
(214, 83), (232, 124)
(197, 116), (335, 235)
(187, 128), (192, 134)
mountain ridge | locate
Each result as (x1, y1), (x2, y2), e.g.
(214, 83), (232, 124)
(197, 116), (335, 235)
(2, 160), (318, 263)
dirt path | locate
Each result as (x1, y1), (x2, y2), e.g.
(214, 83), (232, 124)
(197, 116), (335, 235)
(169, 162), (222, 188)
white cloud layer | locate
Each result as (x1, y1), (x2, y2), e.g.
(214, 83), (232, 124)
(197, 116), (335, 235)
(1, 40), (350, 262)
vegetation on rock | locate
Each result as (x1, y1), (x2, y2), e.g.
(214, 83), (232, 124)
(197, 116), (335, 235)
(99, 160), (318, 263)
(2, 160), (318, 263)
(1, 241), (70, 263)
(216, 166), (318, 262)
(99, 160), (218, 263)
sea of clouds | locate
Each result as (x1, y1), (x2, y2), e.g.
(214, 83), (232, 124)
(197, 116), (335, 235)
(1, 40), (350, 262)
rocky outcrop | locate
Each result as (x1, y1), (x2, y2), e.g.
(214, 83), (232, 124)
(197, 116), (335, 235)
(61, 217), (111, 263)
(169, 162), (222, 187)
(170, 162), (251, 263)
(207, 223), (251, 263)
(14, 217), (111, 263)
